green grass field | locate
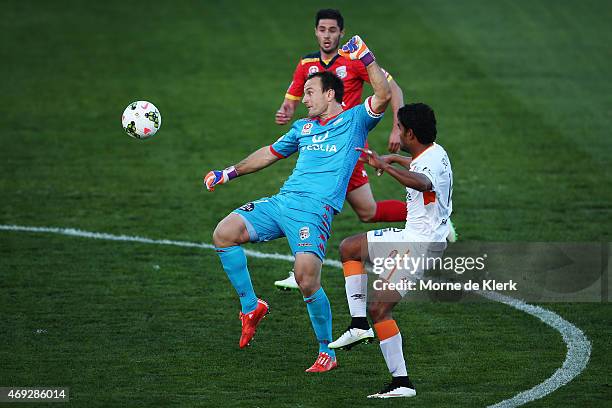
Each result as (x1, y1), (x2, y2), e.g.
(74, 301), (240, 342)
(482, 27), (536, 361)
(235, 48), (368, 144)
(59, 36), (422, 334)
(1, 0), (611, 406)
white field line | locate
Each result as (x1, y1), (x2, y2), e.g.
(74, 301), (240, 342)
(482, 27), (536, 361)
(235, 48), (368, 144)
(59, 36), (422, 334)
(480, 291), (591, 408)
(0, 224), (592, 407)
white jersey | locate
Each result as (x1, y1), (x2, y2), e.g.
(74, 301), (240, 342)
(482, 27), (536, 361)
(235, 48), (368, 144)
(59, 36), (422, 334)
(405, 143), (453, 242)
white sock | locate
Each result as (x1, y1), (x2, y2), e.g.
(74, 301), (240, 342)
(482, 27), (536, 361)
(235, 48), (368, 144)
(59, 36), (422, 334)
(345, 273), (368, 317)
(379, 332), (408, 377)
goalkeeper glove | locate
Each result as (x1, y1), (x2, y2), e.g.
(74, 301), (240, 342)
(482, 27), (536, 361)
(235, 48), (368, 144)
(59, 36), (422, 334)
(204, 166), (238, 191)
(338, 35), (375, 66)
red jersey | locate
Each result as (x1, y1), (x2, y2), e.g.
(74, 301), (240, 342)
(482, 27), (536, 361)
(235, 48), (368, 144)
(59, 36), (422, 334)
(285, 51), (392, 109)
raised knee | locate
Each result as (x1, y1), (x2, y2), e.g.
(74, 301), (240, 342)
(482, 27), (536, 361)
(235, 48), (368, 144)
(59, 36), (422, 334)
(358, 211), (376, 223)
(354, 202), (377, 223)
(339, 235), (363, 262)
(213, 222), (234, 248)
(212, 224), (224, 247)
(339, 238), (350, 260)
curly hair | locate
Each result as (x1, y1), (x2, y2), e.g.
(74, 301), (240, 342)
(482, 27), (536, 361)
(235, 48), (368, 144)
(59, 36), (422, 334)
(397, 103), (437, 144)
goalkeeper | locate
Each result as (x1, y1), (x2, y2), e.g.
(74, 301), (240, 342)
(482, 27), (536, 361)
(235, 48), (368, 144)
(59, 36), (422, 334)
(205, 36), (389, 373)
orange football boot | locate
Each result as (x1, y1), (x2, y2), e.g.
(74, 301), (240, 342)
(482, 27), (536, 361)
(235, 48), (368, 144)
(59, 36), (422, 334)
(305, 352), (337, 373)
(238, 299), (269, 348)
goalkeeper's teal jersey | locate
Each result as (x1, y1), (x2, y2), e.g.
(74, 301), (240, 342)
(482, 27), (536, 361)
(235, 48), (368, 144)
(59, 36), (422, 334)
(270, 97), (383, 212)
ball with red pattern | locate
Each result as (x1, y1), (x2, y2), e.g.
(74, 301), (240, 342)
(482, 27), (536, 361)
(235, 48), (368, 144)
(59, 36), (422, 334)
(121, 100), (162, 140)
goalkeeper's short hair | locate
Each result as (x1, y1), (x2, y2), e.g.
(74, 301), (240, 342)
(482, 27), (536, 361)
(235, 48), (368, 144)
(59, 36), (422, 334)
(307, 71), (345, 104)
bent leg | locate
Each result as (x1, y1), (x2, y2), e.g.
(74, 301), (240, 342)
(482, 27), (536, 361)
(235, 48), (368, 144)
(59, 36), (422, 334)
(346, 183), (377, 222)
(213, 213), (251, 248)
(346, 183), (407, 223)
(339, 233), (367, 263)
(213, 213), (257, 313)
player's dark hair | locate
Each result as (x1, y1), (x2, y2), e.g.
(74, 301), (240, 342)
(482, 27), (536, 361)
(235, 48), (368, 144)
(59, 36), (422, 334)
(307, 71), (344, 103)
(398, 103), (437, 144)
(315, 9), (344, 30)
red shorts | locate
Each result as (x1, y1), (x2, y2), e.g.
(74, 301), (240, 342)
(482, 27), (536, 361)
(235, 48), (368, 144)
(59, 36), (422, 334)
(347, 142), (370, 193)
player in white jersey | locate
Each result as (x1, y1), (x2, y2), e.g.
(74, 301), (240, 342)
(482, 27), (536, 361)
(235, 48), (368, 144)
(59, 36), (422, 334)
(329, 103), (452, 398)
(397, 140), (453, 242)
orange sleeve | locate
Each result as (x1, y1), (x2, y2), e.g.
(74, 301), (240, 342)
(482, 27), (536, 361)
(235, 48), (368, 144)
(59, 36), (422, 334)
(285, 60), (306, 100)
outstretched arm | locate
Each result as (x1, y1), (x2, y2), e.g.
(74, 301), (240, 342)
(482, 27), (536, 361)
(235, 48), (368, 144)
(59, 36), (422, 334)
(380, 153), (412, 169)
(383, 164), (431, 191)
(357, 147), (431, 191)
(234, 146), (280, 175)
(204, 146), (281, 191)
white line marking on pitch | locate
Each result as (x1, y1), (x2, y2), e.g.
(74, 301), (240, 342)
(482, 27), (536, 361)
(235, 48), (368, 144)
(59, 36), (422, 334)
(480, 291), (591, 407)
(0, 224), (592, 407)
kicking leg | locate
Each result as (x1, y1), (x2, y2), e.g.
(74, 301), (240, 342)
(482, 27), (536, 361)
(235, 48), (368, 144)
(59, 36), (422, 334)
(213, 213), (268, 348)
(213, 213), (257, 314)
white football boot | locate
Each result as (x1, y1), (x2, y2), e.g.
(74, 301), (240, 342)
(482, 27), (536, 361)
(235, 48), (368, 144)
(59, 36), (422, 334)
(329, 327), (374, 350)
(274, 270), (299, 291)
(367, 377), (416, 398)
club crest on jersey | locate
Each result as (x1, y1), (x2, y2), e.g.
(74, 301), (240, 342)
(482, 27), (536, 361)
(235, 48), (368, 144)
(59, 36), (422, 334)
(308, 66), (319, 75)
(301, 123), (313, 135)
(238, 202), (255, 212)
(299, 226), (310, 240)
(335, 66), (347, 79)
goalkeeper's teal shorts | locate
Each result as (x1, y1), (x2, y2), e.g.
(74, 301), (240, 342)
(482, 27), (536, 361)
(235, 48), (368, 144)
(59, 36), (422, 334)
(233, 192), (335, 261)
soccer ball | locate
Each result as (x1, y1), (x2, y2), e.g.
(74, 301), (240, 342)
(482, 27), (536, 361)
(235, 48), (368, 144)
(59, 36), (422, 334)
(121, 101), (162, 140)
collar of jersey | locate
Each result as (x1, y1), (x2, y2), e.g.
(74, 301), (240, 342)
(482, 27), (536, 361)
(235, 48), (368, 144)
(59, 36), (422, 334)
(315, 51), (341, 69)
(312, 110), (344, 126)
(412, 143), (436, 161)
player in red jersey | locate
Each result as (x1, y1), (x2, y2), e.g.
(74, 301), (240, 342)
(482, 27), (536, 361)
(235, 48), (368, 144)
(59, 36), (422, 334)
(273, 9), (408, 290)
